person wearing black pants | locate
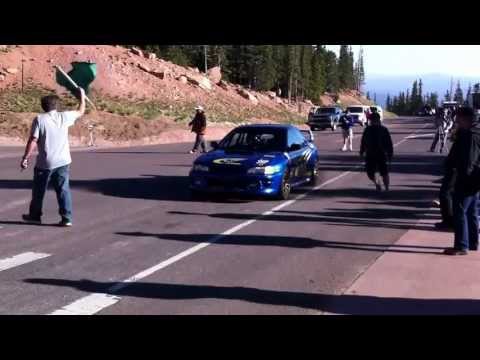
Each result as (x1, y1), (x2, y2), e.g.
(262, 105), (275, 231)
(188, 106), (207, 154)
(443, 107), (480, 255)
(435, 168), (456, 230)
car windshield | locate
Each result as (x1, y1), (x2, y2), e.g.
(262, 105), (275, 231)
(347, 107), (363, 113)
(219, 128), (287, 152)
(316, 107), (336, 114)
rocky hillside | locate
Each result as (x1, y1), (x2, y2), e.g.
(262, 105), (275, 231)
(0, 45), (374, 146)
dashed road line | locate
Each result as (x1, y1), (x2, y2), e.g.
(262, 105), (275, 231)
(0, 252), (51, 273)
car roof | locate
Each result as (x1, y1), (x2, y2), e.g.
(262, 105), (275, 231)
(235, 124), (295, 130)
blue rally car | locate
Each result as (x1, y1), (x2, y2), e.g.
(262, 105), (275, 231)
(189, 124), (320, 200)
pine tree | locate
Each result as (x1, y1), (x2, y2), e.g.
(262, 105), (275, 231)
(373, 93), (377, 104)
(474, 83), (480, 93)
(338, 45), (350, 90)
(309, 45), (326, 102)
(324, 50), (339, 93)
(366, 91), (371, 100)
(418, 79), (423, 108)
(466, 83), (472, 104)
(386, 94), (391, 111)
(256, 45), (276, 91)
(355, 47), (365, 92)
(453, 80), (464, 104)
(444, 90), (451, 101)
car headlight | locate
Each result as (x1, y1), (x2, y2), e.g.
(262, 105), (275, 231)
(247, 165), (282, 175)
(193, 164), (209, 172)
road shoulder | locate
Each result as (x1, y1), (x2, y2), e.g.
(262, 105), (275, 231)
(324, 214), (480, 315)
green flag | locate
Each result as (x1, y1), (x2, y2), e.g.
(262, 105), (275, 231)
(56, 62), (97, 97)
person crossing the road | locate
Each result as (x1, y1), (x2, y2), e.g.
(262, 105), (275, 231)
(339, 110), (355, 151)
(443, 107), (480, 255)
(21, 88), (86, 227)
(430, 108), (453, 153)
(360, 112), (393, 192)
(188, 105), (207, 154)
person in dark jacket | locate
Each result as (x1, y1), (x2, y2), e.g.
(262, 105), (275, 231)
(339, 110), (355, 151)
(444, 107), (480, 255)
(188, 106), (207, 154)
(360, 112), (393, 191)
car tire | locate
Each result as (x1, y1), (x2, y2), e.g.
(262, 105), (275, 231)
(276, 171), (291, 200)
(306, 167), (319, 186)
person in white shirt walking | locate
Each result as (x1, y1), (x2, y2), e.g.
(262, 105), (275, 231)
(21, 88), (86, 227)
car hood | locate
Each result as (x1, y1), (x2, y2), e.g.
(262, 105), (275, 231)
(194, 149), (287, 169)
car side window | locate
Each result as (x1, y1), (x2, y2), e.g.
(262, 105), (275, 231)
(288, 129), (307, 149)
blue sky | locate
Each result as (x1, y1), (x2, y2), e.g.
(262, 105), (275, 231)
(325, 45), (480, 78)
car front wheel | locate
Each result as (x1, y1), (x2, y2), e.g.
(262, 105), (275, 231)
(277, 171), (291, 200)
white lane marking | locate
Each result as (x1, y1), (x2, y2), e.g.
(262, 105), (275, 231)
(405, 133), (435, 139)
(50, 124), (428, 315)
(0, 252), (50, 272)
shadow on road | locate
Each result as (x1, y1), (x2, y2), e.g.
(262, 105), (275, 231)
(23, 278), (478, 314)
(116, 232), (443, 254)
(318, 153), (444, 177)
(0, 176), (251, 204)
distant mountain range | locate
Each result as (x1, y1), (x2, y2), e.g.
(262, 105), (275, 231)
(365, 73), (480, 107)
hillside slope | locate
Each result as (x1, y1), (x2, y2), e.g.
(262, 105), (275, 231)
(0, 45), (375, 146)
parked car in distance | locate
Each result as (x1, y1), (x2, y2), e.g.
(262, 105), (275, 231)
(307, 106), (343, 131)
(345, 105), (369, 126)
(369, 105), (384, 122)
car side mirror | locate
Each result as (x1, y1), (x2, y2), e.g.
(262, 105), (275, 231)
(210, 141), (219, 150)
(289, 143), (302, 152)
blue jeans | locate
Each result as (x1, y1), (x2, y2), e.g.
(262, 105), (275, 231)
(453, 192), (479, 250)
(29, 165), (72, 221)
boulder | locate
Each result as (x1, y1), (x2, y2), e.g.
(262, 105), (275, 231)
(238, 88), (258, 105)
(0, 74), (5, 81)
(186, 74), (212, 90)
(218, 80), (229, 90)
(0, 45), (7, 51)
(266, 91), (276, 99)
(147, 52), (157, 60)
(131, 47), (144, 57)
(177, 75), (188, 84)
(275, 97), (283, 104)
(207, 66), (222, 84)
(150, 69), (165, 80)
(137, 63), (151, 73)
(5, 68), (18, 74)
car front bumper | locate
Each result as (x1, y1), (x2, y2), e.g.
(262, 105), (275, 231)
(189, 171), (284, 196)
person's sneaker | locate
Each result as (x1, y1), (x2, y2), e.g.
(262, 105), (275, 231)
(341, 147), (347, 152)
(58, 219), (73, 227)
(22, 214), (41, 224)
(469, 247), (478, 251)
(189, 150), (196, 154)
(443, 248), (468, 256)
(434, 221), (453, 231)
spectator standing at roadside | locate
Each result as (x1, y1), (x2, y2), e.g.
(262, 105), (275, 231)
(188, 106), (207, 154)
(21, 88), (86, 227)
(443, 107), (480, 255)
(360, 112), (393, 192)
(339, 110), (355, 152)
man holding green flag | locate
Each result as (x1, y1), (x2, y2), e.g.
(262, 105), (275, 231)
(21, 87), (86, 227)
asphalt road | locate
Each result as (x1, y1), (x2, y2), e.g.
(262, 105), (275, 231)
(0, 117), (444, 315)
